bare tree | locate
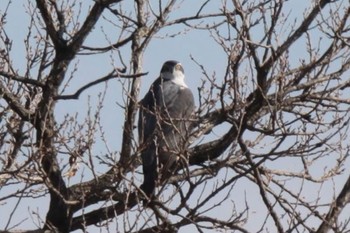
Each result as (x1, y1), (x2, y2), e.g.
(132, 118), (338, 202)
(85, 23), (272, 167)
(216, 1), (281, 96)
(1, 0), (350, 232)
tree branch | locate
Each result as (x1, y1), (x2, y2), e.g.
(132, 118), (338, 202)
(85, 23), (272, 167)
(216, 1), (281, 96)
(0, 82), (34, 122)
(238, 138), (284, 233)
(35, 0), (61, 48)
(70, 192), (138, 231)
(262, 0), (333, 69)
(69, 1), (122, 53)
(54, 71), (148, 100)
(81, 34), (134, 53)
(316, 173), (350, 233)
(0, 71), (44, 87)
(189, 124), (238, 165)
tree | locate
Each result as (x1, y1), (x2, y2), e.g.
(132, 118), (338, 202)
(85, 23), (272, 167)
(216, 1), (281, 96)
(1, 0), (350, 232)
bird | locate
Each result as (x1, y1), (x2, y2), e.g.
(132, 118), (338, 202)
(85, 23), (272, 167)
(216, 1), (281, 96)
(138, 60), (195, 198)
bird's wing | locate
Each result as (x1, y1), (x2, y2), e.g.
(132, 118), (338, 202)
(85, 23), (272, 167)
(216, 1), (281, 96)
(138, 78), (162, 144)
(138, 78), (163, 197)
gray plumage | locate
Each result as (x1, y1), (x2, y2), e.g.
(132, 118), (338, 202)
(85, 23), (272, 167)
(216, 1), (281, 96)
(138, 60), (195, 197)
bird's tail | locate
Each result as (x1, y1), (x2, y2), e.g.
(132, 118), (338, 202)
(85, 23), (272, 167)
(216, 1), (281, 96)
(140, 149), (158, 199)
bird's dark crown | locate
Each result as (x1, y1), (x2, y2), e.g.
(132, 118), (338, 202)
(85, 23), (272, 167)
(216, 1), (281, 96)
(160, 60), (184, 74)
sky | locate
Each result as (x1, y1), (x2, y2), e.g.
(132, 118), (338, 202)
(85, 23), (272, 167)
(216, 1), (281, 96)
(1, 0), (350, 232)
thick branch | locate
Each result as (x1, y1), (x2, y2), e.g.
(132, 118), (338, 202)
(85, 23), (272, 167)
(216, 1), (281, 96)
(189, 124), (238, 165)
(69, 1), (122, 54)
(35, 0), (62, 48)
(0, 82), (34, 122)
(70, 192), (138, 231)
(316, 173), (350, 233)
(0, 71), (44, 87)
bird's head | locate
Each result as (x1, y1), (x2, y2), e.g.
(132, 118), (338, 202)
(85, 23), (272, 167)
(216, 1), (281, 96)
(160, 60), (186, 86)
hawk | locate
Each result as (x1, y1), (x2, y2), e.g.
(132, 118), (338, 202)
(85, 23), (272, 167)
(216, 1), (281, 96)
(138, 60), (195, 198)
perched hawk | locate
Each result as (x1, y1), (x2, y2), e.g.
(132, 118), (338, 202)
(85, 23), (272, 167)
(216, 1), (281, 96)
(138, 60), (195, 197)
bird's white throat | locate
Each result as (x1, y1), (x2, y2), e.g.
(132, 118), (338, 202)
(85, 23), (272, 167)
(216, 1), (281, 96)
(161, 71), (188, 88)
